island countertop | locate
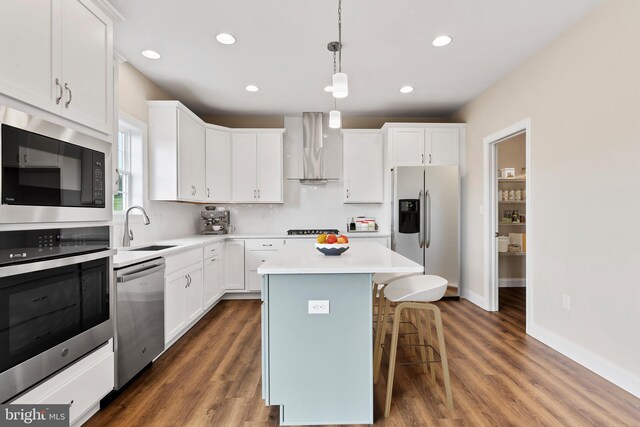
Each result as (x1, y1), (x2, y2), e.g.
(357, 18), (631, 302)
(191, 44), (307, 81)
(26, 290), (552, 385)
(257, 241), (423, 275)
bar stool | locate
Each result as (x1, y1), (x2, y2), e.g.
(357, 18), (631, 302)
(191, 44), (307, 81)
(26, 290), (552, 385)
(371, 272), (416, 317)
(373, 275), (453, 417)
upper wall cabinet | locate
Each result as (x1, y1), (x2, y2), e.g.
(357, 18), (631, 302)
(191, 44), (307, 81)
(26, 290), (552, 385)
(148, 101), (206, 202)
(205, 127), (232, 203)
(383, 124), (464, 167)
(0, 0), (113, 135)
(231, 131), (284, 203)
(342, 130), (383, 204)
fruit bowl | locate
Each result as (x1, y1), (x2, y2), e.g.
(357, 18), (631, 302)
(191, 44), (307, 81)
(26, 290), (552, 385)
(315, 243), (350, 256)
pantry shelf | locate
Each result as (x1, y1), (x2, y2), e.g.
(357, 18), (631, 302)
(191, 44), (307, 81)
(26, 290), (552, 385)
(499, 201), (526, 204)
(499, 222), (526, 226)
(499, 252), (526, 256)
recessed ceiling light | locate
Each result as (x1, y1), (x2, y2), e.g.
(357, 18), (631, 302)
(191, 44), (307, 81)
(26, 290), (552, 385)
(216, 33), (236, 45)
(245, 85), (259, 92)
(400, 86), (414, 94)
(324, 85), (333, 92)
(432, 35), (452, 47)
(141, 49), (161, 59)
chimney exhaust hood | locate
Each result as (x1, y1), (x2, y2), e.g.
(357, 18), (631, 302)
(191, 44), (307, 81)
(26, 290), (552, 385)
(297, 112), (337, 185)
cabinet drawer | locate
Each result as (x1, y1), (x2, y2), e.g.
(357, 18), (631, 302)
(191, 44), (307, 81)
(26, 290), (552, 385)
(246, 250), (278, 270)
(165, 248), (203, 275)
(14, 343), (114, 425)
(245, 239), (285, 251)
(204, 241), (224, 260)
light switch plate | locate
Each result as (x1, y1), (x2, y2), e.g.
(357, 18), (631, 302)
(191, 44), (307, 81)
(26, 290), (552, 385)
(308, 300), (330, 314)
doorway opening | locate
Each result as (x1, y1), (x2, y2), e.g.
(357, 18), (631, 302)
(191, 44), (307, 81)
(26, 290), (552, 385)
(483, 119), (532, 334)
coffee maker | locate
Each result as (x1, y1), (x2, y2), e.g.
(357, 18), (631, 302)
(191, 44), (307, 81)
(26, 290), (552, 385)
(201, 206), (230, 235)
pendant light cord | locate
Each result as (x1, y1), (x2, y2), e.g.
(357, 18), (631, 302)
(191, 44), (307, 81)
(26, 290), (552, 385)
(338, 0), (342, 72)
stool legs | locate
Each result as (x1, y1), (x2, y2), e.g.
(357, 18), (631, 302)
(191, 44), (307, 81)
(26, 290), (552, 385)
(381, 302), (454, 417)
(384, 303), (404, 418)
(373, 297), (390, 384)
(431, 304), (453, 410)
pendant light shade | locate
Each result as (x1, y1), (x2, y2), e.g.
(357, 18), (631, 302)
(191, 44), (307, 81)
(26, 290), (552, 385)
(329, 109), (342, 129)
(332, 72), (348, 98)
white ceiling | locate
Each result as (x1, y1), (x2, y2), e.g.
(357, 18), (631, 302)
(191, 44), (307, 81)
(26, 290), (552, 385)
(109, 0), (604, 117)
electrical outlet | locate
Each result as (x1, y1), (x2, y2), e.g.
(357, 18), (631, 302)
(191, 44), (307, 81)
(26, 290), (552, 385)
(308, 300), (330, 314)
(562, 294), (571, 310)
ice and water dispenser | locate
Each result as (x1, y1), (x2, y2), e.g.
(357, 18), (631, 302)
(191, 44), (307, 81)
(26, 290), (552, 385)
(398, 199), (420, 233)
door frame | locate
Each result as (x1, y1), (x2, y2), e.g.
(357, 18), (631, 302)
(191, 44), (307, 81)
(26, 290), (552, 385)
(482, 118), (532, 332)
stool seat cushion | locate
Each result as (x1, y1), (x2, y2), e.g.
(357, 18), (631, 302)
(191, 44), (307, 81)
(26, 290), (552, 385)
(384, 275), (448, 302)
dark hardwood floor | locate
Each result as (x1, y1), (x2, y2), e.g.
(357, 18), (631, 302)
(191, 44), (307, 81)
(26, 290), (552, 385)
(87, 292), (640, 426)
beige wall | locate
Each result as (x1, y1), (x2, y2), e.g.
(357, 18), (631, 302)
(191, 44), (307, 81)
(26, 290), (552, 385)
(118, 62), (174, 123)
(497, 133), (526, 175)
(454, 0), (640, 389)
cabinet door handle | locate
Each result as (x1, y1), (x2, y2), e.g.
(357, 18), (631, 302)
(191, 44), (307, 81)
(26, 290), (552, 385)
(254, 189), (257, 199)
(55, 78), (63, 105)
(210, 248), (216, 252)
(262, 244), (273, 247)
(428, 153), (432, 164)
(257, 189), (260, 199)
(207, 187), (210, 198)
(346, 188), (350, 198)
(421, 153), (424, 164)
(191, 185), (196, 196)
(64, 83), (72, 109)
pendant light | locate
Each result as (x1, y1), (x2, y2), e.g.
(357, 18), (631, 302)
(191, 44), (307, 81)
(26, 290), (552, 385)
(328, 42), (342, 129)
(332, 0), (348, 99)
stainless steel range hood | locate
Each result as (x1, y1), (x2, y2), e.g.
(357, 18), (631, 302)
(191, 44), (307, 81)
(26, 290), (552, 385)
(300, 112), (331, 184)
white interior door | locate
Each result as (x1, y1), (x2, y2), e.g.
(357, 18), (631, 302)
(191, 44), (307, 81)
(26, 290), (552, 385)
(205, 128), (231, 202)
(60, 0), (112, 133)
(256, 133), (283, 202)
(0, 0), (60, 113)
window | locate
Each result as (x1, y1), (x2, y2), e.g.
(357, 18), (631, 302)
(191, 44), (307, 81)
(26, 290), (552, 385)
(114, 117), (144, 213)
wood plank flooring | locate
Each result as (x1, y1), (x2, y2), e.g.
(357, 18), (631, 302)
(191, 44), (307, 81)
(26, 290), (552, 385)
(87, 292), (640, 426)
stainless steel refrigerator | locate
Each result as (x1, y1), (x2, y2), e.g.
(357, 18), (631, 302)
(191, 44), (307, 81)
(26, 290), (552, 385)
(391, 166), (460, 297)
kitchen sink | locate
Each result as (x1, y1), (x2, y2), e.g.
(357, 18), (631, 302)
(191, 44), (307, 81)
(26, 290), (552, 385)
(130, 245), (177, 252)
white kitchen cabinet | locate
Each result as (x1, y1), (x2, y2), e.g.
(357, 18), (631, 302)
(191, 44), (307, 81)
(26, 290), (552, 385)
(231, 131), (284, 203)
(245, 239), (285, 292)
(165, 262), (204, 344)
(383, 124), (464, 167)
(0, 0), (113, 134)
(204, 242), (224, 309)
(342, 130), (383, 203)
(224, 240), (246, 290)
(148, 101), (206, 202)
(390, 128), (425, 166)
(205, 127), (232, 202)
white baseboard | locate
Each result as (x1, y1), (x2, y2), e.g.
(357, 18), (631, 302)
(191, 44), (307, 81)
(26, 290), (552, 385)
(462, 288), (490, 310)
(499, 278), (526, 288)
(528, 322), (640, 399)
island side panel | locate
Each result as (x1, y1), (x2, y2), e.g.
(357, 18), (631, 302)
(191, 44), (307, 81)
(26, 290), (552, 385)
(267, 273), (373, 425)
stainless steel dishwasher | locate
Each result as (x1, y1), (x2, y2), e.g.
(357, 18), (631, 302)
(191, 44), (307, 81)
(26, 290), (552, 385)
(114, 258), (165, 389)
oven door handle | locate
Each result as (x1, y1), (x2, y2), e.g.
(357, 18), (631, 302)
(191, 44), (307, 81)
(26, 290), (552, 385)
(0, 249), (116, 278)
(117, 264), (165, 283)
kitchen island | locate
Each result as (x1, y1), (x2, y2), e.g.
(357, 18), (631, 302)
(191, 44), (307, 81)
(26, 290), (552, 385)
(257, 241), (423, 425)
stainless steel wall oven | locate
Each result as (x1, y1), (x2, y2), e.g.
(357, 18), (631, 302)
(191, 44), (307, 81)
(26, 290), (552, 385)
(0, 226), (114, 402)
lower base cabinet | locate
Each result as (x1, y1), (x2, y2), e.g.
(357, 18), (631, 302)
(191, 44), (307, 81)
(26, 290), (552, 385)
(165, 262), (204, 345)
(224, 240), (245, 290)
(13, 342), (114, 426)
(204, 247), (224, 309)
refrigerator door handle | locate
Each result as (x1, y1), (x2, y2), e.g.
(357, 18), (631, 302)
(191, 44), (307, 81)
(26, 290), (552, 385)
(419, 190), (425, 248)
(425, 189), (432, 248)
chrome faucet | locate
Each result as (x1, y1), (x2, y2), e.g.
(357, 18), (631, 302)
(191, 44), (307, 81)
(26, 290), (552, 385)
(123, 205), (151, 247)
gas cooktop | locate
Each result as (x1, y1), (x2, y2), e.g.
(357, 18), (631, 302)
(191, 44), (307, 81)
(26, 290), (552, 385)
(287, 229), (340, 236)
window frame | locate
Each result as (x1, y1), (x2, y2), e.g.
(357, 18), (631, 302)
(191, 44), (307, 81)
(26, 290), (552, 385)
(113, 112), (147, 222)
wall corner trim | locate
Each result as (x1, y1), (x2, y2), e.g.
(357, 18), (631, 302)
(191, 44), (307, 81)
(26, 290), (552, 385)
(528, 323), (640, 399)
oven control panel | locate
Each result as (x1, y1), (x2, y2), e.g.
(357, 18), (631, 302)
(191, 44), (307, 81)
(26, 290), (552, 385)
(0, 226), (109, 267)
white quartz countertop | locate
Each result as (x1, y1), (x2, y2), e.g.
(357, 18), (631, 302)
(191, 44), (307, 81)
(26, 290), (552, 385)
(257, 241), (423, 275)
(113, 232), (390, 269)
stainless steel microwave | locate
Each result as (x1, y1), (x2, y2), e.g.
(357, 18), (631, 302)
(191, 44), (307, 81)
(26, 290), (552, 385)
(0, 105), (111, 223)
